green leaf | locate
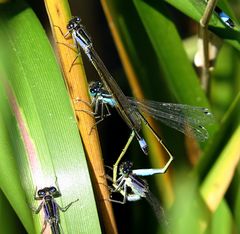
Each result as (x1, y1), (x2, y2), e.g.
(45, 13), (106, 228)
(200, 124), (240, 211)
(0, 91), (33, 233)
(195, 92), (240, 178)
(133, 0), (209, 105)
(0, 190), (27, 233)
(170, 175), (210, 234)
(211, 201), (233, 234)
(0, 1), (101, 233)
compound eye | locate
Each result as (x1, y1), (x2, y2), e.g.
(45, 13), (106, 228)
(38, 190), (45, 197)
(120, 161), (133, 174)
(49, 186), (56, 193)
(67, 24), (73, 30)
(123, 168), (130, 174)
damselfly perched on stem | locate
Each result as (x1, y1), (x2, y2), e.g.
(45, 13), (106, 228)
(32, 186), (78, 234)
(55, 17), (214, 182)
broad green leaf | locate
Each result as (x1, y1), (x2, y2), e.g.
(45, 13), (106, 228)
(133, 0), (211, 106)
(0, 1), (101, 233)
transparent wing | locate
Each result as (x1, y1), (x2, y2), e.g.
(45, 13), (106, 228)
(145, 191), (169, 232)
(89, 48), (142, 130)
(127, 97), (215, 142)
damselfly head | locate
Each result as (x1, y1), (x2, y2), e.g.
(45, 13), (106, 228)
(119, 161), (133, 175)
(37, 186), (58, 198)
(89, 81), (103, 96)
(67, 16), (81, 31)
(44, 195), (53, 201)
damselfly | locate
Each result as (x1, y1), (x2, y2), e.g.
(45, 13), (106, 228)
(32, 186), (79, 234)
(214, 6), (235, 28)
(106, 161), (170, 228)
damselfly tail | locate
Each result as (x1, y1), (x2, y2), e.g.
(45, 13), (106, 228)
(50, 221), (61, 234)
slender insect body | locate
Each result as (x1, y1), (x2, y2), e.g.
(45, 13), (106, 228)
(33, 187), (61, 233)
(74, 30), (92, 54)
(133, 168), (170, 176)
(67, 18), (151, 157)
(43, 195), (60, 232)
(50, 222), (61, 234)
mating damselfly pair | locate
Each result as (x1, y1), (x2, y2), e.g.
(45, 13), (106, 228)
(53, 15), (214, 224)
(59, 16), (214, 170)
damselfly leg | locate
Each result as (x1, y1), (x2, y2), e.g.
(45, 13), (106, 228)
(113, 131), (135, 183)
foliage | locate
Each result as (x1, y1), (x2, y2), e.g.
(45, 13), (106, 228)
(0, 0), (239, 233)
